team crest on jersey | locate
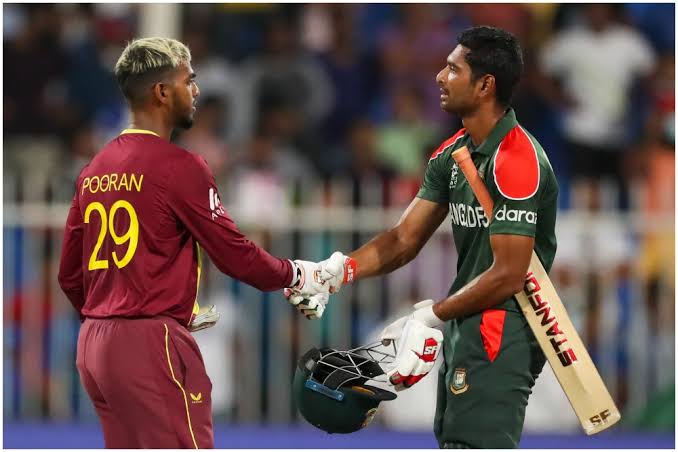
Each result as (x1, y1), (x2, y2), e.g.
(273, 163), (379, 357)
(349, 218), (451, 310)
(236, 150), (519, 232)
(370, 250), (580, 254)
(449, 163), (459, 189)
(450, 368), (469, 395)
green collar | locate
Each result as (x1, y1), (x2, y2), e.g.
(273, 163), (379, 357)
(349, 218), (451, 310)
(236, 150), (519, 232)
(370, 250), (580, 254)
(469, 108), (518, 156)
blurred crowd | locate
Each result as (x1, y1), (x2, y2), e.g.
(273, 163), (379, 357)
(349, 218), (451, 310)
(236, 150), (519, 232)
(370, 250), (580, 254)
(4, 3), (674, 211)
(3, 3), (675, 427)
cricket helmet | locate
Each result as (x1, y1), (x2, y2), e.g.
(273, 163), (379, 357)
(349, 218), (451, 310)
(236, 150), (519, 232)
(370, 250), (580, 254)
(292, 342), (397, 434)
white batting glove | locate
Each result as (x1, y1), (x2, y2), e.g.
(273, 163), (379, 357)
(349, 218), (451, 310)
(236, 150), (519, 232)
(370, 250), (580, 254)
(289, 259), (331, 296)
(387, 319), (443, 391)
(318, 251), (357, 294)
(189, 305), (221, 332)
(380, 299), (443, 345)
(283, 288), (329, 320)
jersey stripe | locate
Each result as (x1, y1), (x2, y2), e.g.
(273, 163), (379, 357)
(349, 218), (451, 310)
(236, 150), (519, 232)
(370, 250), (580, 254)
(492, 125), (540, 200)
(429, 128), (466, 161)
(164, 324), (199, 449)
(188, 243), (203, 326)
(480, 309), (506, 362)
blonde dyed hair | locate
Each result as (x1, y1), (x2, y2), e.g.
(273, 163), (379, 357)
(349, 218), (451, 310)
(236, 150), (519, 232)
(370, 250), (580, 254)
(115, 37), (192, 104)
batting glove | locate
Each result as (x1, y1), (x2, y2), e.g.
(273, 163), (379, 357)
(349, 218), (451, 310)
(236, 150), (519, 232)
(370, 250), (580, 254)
(283, 288), (329, 320)
(318, 251), (357, 293)
(387, 319), (443, 391)
(380, 299), (443, 346)
(189, 304), (221, 332)
(289, 259), (331, 296)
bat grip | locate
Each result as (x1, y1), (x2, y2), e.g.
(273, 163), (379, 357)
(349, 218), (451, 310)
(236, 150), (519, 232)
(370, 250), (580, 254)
(451, 146), (495, 220)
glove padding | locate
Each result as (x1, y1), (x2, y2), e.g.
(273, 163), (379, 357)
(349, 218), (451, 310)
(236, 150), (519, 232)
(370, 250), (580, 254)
(387, 319), (443, 391)
(289, 259), (332, 296)
(189, 305), (221, 332)
(283, 288), (329, 320)
(380, 299), (440, 345)
(318, 251), (356, 294)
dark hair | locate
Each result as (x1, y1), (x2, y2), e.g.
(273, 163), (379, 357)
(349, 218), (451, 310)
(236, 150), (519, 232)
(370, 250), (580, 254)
(457, 26), (523, 107)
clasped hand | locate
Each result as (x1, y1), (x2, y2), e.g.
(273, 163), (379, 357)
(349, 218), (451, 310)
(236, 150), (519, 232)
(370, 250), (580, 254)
(285, 251), (352, 319)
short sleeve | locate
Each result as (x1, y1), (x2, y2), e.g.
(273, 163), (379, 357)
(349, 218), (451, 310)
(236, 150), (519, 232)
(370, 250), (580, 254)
(418, 131), (468, 204)
(488, 127), (542, 237)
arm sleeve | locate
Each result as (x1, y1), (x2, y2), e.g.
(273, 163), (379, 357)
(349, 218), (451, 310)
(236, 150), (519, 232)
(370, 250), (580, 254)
(488, 163), (546, 238)
(58, 187), (86, 316)
(416, 152), (451, 205)
(487, 130), (547, 238)
(488, 188), (540, 238)
(167, 153), (293, 291)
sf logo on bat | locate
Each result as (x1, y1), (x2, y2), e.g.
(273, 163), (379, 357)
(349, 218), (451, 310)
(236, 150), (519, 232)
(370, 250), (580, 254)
(590, 409), (613, 426)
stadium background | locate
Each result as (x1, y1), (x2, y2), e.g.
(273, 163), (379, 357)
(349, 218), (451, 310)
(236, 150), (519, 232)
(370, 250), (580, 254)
(3, 3), (675, 448)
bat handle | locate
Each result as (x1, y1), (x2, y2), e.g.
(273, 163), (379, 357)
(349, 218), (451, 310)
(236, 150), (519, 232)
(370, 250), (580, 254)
(451, 146), (495, 221)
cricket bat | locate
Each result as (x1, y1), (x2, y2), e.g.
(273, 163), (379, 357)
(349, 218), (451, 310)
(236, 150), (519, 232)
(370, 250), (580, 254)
(451, 146), (621, 435)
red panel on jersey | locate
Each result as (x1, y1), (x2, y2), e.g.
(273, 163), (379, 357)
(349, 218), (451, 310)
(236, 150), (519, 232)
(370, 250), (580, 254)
(429, 128), (466, 161)
(480, 309), (506, 362)
(493, 126), (540, 199)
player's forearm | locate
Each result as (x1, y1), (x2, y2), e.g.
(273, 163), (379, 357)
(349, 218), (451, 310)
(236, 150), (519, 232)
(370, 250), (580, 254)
(432, 265), (524, 321)
(210, 240), (294, 291)
(349, 228), (420, 279)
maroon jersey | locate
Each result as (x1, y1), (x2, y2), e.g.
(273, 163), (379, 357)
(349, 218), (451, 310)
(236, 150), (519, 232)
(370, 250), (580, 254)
(58, 129), (293, 326)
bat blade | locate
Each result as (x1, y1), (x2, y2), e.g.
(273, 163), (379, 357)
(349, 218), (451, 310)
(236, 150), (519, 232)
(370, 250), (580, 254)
(517, 253), (621, 435)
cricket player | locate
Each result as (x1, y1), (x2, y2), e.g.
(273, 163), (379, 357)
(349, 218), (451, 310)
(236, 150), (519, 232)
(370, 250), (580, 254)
(57, 37), (341, 448)
(295, 26), (559, 448)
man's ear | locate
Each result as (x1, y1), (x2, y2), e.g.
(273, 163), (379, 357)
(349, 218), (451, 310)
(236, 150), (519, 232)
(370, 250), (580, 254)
(152, 82), (170, 105)
(478, 75), (495, 99)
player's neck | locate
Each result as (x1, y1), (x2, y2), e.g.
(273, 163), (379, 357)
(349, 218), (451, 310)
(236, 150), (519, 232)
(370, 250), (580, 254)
(461, 104), (506, 147)
(128, 111), (173, 141)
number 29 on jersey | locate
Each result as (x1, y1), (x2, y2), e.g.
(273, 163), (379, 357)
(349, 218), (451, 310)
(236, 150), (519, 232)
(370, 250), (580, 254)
(84, 200), (139, 270)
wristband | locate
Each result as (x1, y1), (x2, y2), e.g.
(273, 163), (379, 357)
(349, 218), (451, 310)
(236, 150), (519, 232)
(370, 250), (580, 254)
(343, 257), (357, 283)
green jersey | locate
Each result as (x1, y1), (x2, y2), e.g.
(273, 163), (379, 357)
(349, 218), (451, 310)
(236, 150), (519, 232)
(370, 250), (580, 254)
(417, 108), (558, 313)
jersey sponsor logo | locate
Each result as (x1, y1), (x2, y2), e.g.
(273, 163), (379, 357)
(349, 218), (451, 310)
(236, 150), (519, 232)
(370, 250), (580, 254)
(190, 392), (203, 403)
(524, 273), (578, 367)
(449, 203), (489, 228)
(450, 368), (469, 395)
(494, 204), (537, 225)
(209, 187), (226, 220)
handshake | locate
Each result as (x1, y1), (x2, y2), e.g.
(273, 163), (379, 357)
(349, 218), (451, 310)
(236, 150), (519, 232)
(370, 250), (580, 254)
(191, 251), (445, 392)
(284, 251), (357, 320)
(285, 254), (444, 392)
